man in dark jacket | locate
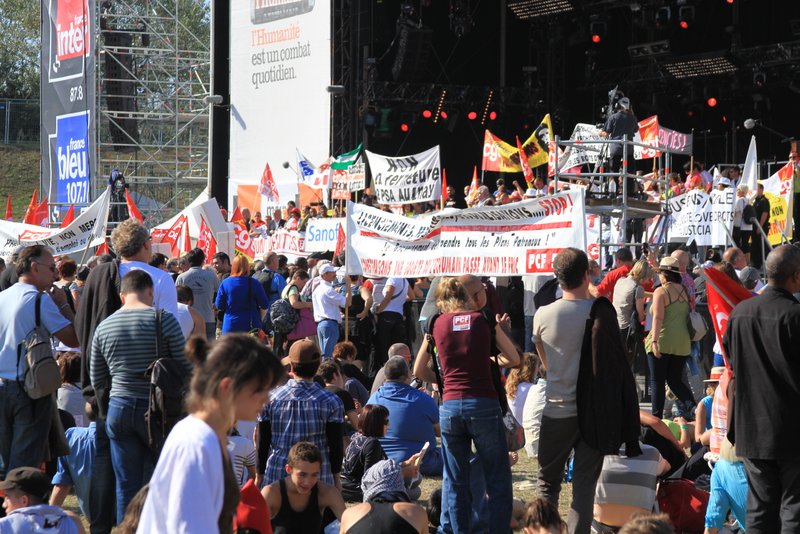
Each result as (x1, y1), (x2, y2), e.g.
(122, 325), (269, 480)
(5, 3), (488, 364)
(724, 244), (800, 534)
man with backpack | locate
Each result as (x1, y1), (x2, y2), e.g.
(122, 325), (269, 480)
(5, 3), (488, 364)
(254, 252), (287, 331)
(89, 270), (189, 525)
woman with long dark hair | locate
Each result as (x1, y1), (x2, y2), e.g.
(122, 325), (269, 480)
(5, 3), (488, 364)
(136, 335), (284, 533)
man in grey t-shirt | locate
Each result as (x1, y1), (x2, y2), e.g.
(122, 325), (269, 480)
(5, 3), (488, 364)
(532, 247), (603, 534)
(175, 248), (220, 340)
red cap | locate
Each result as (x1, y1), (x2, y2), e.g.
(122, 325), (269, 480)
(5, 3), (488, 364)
(233, 479), (271, 534)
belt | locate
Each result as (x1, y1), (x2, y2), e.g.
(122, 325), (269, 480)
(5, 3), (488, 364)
(319, 318), (339, 323)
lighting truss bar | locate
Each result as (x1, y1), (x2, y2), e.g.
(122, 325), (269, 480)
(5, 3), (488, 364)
(628, 40), (671, 61)
(508, 0), (574, 19)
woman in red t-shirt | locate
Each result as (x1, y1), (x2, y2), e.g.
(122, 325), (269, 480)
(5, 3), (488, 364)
(413, 276), (520, 533)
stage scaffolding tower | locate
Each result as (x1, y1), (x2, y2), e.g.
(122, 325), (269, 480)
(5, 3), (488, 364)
(94, 0), (210, 225)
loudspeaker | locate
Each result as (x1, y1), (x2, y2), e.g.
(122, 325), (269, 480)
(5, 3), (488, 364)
(391, 25), (432, 82)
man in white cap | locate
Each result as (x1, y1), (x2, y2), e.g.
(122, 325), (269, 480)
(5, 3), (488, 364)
(312, 264), (352, 358)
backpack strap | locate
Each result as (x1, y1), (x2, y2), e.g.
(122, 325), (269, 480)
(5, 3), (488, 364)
(35, 292), (42, 327)
(425, 313), (444, 395)
(155, 309), (165, 359)
(18, 293), (44, 385)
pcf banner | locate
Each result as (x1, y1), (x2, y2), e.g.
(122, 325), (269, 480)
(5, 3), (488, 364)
(366, 146), (441, 205)
(345, 190), (586, 277)
(0, 187), (110, 256)
(667, 189), (734, 247)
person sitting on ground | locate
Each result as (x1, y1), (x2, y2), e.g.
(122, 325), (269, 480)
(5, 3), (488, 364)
(506, 351), (540, 425)
(592, 442), (670, 531)
(262, 441), (346, 534)
(340, 404), (421, 502)
(522, 498), (567, 534)
(522, 363), (547, 459)
(695, 368), (723, 447)
(638, 411), (687, 479)
(618, 513), (675, 534)
(333, 341), (372, 404)
(370, 343), (413, 395)
(340, 460), (428, 534)
(56, 351), (86, 426)
(367, 356), (443, 477)
(228, 424), (257, 487)
(0, 467), (85, 533)
(704, 438), (748, 534)
(317, 359), (361, 434)
(49, 394), (99, 520)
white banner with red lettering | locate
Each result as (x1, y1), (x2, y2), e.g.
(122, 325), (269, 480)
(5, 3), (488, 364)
(344, 191), (586, 277)
(0, 187), (110, 257)
(252, 230), (307, 262)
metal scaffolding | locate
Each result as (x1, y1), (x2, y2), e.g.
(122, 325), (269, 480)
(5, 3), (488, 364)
(94, 0), (210, 225)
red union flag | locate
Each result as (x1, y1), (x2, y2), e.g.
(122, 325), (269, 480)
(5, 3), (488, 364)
(60, 205), (75, 228)
(154, 214), (188, 257)
(197, 218), (217, 261)
(125, 189), (143, 222)
(258, 162), (280, 204)
(231, 207), (255, 260)
(516, 136), (534, 187)
(703, 266), (754, 367)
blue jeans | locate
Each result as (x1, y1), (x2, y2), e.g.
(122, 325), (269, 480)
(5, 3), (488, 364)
(439, 455), (490, 534)
(317, 319), (340, 359)
(91, 417), (116, 534)
(0, 380), (53, 479)
(439, 398), (513, 534)
(106, 397), (156, 524)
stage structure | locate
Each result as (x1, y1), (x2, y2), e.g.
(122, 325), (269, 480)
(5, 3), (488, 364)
(41, 0), (211, 225)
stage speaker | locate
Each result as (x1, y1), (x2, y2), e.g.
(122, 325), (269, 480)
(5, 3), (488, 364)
(391, 25), (432, 82)
(103, 31), (140, 151)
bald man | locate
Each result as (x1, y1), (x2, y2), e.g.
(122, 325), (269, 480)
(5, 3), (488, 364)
(370, 343), (412, 395)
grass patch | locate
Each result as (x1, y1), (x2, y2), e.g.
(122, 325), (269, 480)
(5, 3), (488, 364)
(0, 145), (39, 219)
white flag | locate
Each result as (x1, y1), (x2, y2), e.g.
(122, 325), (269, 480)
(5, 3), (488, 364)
(742, 136), (758, 195)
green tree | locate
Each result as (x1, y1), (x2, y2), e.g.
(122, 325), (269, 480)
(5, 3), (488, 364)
(0, 0), (41, 98)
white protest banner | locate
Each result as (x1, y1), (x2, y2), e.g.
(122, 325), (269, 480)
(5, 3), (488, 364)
(332, 162), (366, 200)
(366, 146), (441, 205)
(345, 190), (586, 277)
(667, 189), (734, 247)
(304, 218), (344, 252)
(252, 229), (307, 262)
(761, 161), (794, 245)
(559, 123), (603, 170)
(0, 188), (110, 257)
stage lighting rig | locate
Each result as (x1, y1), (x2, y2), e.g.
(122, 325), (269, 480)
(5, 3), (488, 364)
(663, 56), (737, 79)
(508, 0), (574, 20)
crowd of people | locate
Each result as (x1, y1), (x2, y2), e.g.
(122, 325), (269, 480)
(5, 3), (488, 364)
(0, 164), (798, 534)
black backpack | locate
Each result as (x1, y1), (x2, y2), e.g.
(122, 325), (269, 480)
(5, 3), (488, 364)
(254, 270), (277, 299)
(144, 310), (190, 453)
(269, 297), (299, 334)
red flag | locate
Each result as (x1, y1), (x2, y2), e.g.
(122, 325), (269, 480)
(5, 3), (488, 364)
(154, 215), (188, 258)
(60, 205), (75, 228)
(96, 240), (109, 255)
(5, 194), (12, 221)
(125, 189), (144, 222)
(196, 218), (217, 261)
(23, 190), (39, 224)
(334, 222), (346, 258)
(182, 219), (192, 254)
(442, 169), (449, 203)
(467, 167), (480, 205)
(34, 198), (49, 227)
(703, 267), (755, 367)
(258, 162), (280, 204)
(230, 207), (255, 260)
(516, 135), (534, 188)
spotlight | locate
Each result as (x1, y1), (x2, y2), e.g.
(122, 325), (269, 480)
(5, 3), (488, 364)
(706, 97), (717, 107)
(440, 111), (448, 120)
(400, 123), (410, 132)
(726, 0), (733, 4)
(678, 6), (694, 29)
(589, 15), (606, 44)
(489, 111), (497, 121)
(467, 111), (478, 120)
(422, 109), (432, 119)
(433, 89), (447, 124)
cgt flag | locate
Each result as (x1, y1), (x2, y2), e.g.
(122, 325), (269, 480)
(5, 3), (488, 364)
(230, 206), (255, 260)
(482, 130), (520, 173)
(258, 162), (280, 204)
(125, 189), (143, 222)
(23, 190), (39, 225)
(704, 266), (754, 367)
(60, 205), (75, 228)
(197, 218), (217, 261)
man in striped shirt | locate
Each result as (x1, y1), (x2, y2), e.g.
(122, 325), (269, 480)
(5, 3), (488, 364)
(90, 270), (188, 524)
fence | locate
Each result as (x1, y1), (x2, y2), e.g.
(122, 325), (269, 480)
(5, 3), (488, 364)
(0, 99), (39, 147)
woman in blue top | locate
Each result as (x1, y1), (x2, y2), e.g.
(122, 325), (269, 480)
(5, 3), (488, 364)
(215, 255), (268, 334)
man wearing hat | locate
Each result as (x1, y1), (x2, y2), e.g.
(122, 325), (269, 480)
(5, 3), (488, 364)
(0, 467), (84, 533)
(600, 96), (638, 176)
(312, 264), (352, 359)
(257, 340), (345, 488)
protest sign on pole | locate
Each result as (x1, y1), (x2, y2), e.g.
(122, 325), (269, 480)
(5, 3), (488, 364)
(345, 190), (586, 277)
(760, 161), (794, 245)
(667, 189), (735, 247)
(331, 162), (365, 200)
(0, 187), (110, 257)
(366, 146), (441, 205)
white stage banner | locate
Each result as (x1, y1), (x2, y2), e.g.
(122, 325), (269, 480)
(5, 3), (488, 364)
(0, 187), (110, 256)
(345, 191), (586, 277)
(304, 218), (344, 252)
(229, 1), (331, 207)
(667, 189), (735, 247)
(366, 146), (441, 205)
(559, 123), (603, 170)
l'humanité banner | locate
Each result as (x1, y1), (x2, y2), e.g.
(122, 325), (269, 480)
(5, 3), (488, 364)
(344, 190), (587, 277)
(0, 187), (110, 256)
